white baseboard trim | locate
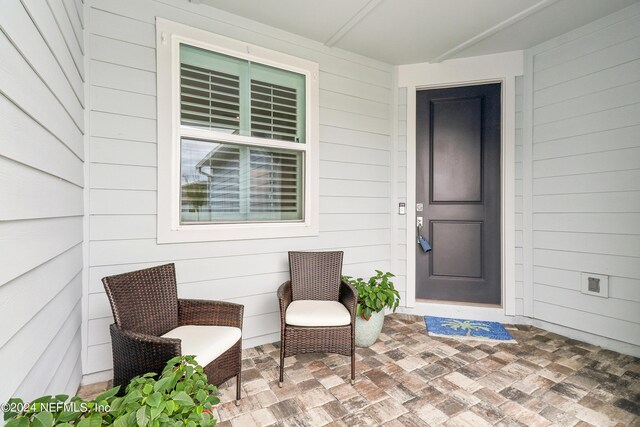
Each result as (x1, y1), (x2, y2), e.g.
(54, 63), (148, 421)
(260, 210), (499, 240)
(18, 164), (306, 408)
(398, 304), (640, 358)
(80, 315), (640, 388)
(242, 332), (281, 350)
(514, 316), (640, 359)
(80, 370), (112, 385)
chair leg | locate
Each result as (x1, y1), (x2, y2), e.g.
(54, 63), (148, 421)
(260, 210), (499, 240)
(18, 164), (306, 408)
(350, 349), (356, 385)
(279, 336), (285, 387)
(350, 325), (356, 385)
(235, 372), (241, 406)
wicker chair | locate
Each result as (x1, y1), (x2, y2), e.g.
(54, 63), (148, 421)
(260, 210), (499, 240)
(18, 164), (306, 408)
(277, 251), (358, 386)
(102, 263), (243, 404)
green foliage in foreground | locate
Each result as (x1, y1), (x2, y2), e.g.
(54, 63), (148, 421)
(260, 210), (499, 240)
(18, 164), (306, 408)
(343, 270), (400, 320)
(4, 356), (220, 426)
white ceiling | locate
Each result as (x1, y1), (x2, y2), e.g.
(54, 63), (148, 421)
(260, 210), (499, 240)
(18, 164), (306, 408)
(199, 0), (639, 65)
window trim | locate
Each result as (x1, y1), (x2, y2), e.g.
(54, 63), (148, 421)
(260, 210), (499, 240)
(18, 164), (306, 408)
(156, 18), (319, 243)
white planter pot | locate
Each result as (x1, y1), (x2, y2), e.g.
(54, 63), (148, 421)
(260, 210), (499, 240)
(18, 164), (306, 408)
(355, 310), (385, 347)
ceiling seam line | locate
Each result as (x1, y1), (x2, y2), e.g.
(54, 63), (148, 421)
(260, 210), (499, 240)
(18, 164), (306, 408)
(324, 0), (385, 48)
(432, 0), (561, 63)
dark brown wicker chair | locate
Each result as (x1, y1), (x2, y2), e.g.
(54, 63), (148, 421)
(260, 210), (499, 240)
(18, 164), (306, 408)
(277, 251), (358, 386)
(102, 263), (243, 403)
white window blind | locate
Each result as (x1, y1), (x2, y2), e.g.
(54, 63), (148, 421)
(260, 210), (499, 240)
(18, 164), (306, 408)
(180, 44), (305, 141)
(251, 80), (299, 141)
(180, 64), (241, 132)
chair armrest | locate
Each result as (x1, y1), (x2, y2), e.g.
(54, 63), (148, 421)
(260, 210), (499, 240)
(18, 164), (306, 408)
(339, 280), (358, 320)
(109, 324), (181, 390)
(111, 324), (182, 350)
(277, 281), (292, 325)
(178, 299), (244, 329)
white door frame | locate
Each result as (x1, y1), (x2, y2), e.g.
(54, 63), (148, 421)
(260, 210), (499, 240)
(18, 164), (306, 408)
(398, 51), (523, 319)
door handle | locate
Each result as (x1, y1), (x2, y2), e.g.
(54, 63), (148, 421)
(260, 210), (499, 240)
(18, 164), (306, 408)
(417, 217), (431, 252)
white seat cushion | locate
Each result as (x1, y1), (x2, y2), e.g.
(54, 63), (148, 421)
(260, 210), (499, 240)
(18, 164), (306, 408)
(161, 325), (241, 367)
(286, 300), (351, 327)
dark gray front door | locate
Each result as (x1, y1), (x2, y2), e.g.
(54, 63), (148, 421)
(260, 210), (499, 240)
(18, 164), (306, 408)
(416, 83), (501, 304)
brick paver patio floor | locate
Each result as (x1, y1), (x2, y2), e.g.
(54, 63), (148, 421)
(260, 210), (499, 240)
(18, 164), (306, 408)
(80, 314), (640, 426)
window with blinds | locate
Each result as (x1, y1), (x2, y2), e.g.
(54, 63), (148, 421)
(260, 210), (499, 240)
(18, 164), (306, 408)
(178, 44), (306, 224)
(157, 19), (319, 242)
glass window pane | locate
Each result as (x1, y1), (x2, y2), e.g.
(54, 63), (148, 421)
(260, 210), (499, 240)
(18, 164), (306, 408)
(249, 147), (302, 216)
(180, 138), (303, 223)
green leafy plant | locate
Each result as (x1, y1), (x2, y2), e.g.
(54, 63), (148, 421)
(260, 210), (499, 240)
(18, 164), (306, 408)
(342, 270), (400, 321)
(4, 356), (220, 427)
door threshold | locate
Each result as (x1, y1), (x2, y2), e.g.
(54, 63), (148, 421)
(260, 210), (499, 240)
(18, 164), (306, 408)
(416, 298), (502, 309)
(403, 300), (512, 323)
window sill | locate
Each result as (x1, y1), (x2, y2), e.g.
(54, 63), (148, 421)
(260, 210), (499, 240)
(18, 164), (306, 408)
(157, 220), (319, 244)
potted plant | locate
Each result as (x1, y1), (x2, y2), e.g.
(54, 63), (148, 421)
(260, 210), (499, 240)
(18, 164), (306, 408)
(4, 356), (220, 426)
(342, 270), (400, 347)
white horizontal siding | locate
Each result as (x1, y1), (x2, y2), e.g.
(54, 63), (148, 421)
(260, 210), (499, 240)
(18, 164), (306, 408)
(533, 213), (640, 234)
(533, 58), (640, 109)
(91, 60), (156, 95)
(90, 137), (156, 167)
(533, 9), (640, 72)
(90, 189), (157, 215)
(90, 34), (155, 72)
(534, 125), (640, 161)
(0, 246), (83, 349)
(85, 0), (393, 377)
(534, 147), (640, 178)
(0, 96), (84, 186)
(0, 157), (83, 221)
(1, 276), (82, 402)
(90, 86), (156, 120)
(529, 4), (640, 346)
(88, 232), (391, 268)
(14, 301), (83, 400)
(21, 0), (85, 103)
(0, 0), (84, 404)
(0, 1), (83, 128)
(533, 300), (638, 345)
(533, 192), (640, 213)
(0, 33), (83, 158)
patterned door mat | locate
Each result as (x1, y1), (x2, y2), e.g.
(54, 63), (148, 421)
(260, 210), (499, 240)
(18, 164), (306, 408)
(424, 315), (516, 343)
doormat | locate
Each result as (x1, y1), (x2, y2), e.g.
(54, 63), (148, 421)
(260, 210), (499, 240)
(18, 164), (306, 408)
(424, 316), (516, 343)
